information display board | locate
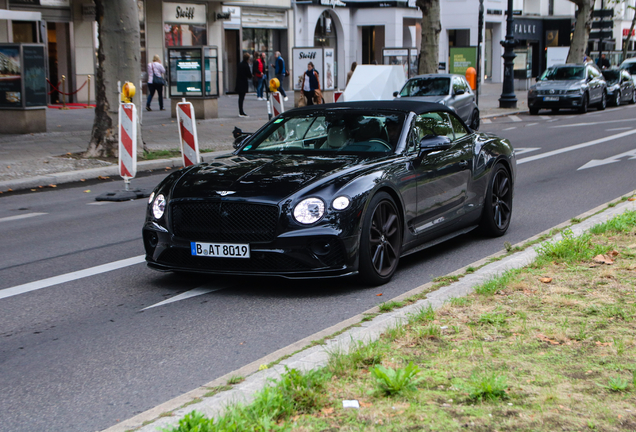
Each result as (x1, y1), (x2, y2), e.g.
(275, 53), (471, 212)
(0, 43), (47, 109)
(168, 46), (218, 98)
(449, 47), (477, 75)
(292, 47), (324, 91)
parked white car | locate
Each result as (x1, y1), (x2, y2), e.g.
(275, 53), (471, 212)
(620, 58), (636, 86)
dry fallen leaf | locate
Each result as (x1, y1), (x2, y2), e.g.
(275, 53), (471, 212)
(80, 179), (86, 182)
(98, 176), (110, 180)
(376, 293), (383, 296)
(628, 197), (636, 201)
(49, 184), (57, 188)
(536, 333), (560, 345)
(593, 254), (614, 265)
(321, 407), (334, 415)
(66, 152), (71, 155)
(7, 188), (13, 192)
(539, 277), (552, 283)
(84, 190), (91, 193)
(595, 341), (612, 346)
(6, 165), (10, 169)
(360, 401), (373, 408)
(608, 250), (619, 258)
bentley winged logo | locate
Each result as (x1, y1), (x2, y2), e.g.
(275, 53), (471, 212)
(215, 191), (236, 196)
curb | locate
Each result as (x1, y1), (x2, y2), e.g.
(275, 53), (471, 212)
(102, 194), (636, 432)
(0, 150), (233, 193)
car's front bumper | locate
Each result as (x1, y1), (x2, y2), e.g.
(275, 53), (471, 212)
(142, 222), (360, 279)
(528, 94), (584, 109)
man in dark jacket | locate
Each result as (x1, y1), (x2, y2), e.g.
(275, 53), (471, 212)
(236, 53), (252, 117)
(271, 51), (288, 101)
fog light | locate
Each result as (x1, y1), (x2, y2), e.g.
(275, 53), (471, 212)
(310, 241), (332, 256)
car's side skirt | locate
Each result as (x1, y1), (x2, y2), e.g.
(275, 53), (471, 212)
(400, 225), (479, 258)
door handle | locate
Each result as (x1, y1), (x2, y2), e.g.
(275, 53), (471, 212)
(459, 160), (469, 168)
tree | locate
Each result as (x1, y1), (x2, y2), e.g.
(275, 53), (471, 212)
(417, 0), (442, 74)
(85, 0), (142, 158)
(566, 0), (596, 64)
(622, 4), (636, 61)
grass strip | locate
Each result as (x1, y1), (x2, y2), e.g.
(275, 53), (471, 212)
(161, 210), (636, 431)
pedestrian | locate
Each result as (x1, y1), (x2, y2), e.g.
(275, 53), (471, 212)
(271, 51), (288, 101)
(302, 62), (321, 105)
(146, 54), (166, 111)
(255, 52), (267, 100)
(236, 52), (252, 117)
(346, 61), (357, 87)
(597, 53), (610, 69)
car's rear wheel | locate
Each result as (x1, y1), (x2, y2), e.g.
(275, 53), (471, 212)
(359, 192), (402, 286)
(578, 93), (589, 114)
(479, 163), (513, 237)
(613, 91), (621, 106)
(630, 89), (636, 104)
(470, 109), (480, 130)
(598, 91), (607, 110)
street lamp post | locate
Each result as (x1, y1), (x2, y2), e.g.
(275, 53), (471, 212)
(477, 0), (484, 107)
(499, 0), (517, 108)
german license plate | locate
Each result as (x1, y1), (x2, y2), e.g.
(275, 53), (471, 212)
(543, 96), (559, 101)
(191, 242), (250, 258)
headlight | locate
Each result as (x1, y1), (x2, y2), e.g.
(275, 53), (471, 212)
(567, 88), (584, 94)
(332, 196), (350, 210)
(152, 194), (166, 219)
(148, 191), (155, 204)
(293, 198), (325, 224)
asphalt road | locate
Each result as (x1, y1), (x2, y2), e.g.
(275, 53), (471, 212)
(1, 104), (635, 432)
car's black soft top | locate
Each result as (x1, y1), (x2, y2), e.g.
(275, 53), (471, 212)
(286, 100), (455, 116)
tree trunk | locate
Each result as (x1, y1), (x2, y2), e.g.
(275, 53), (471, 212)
(566, 0), (595, 64)
(85, 0), (141, 158)
(417, 0), (442, 74)
(622, 6), (636, 62)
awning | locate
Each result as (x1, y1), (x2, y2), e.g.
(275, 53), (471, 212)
(0, 9), (43, 21)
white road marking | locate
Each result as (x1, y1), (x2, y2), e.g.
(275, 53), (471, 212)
(482, 118), (492, 124)
(551, 118), (634, 128)
(508, 115), (522, 122)
(540, 116), (551, 120)
(547, 119), (558, 122)
(517, 129), (636, 165)
(514, 147), (541, 156)
(0, 212), (47, 223)
(605, 127), (632, 132)
(578, 148), (636, 170)
(0, 255), (145, 301)
(87, 202), (114, 206)
(526, 123), (538, 127)
(142, 286), (228, 310)
(503, 127), (516, 131)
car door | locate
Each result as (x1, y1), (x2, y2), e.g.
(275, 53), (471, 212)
(621, 70), (632, 102)
(451, 77), (472, 121)
(587, 65), (602, 103)
(408, 111), (472, 237)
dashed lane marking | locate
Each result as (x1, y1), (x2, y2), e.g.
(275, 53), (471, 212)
(526, 123), (538, 127)
(606, 127), (632, 132)
(540, 116), (551, 120)
(517, 129), (636, 165)
(509, 115), (522, 122)
(87, 202), (114, 206)
(482, 118), (492, 124)
(0, 255), (145, 301)
(0, 212), (47, 223)
(503, 127), (517, 131)
(142, 286), (228, 310)
(551, 118), (634, 128)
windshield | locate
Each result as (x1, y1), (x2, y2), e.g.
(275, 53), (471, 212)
(602, 70), (620, 83)
(540, 66), (585, 81)
(622, 63), (636, 75)
(399, 77), (450, 97)
(240, 111), (406, 155)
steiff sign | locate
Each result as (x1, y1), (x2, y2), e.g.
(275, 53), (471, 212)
(292, 48), (324, 91)
(163, 2), (206, 24)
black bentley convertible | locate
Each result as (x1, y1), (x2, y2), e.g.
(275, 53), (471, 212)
(143, 101), (515, 285)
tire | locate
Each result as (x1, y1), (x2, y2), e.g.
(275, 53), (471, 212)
(578, 93), (588, 114)
(479, 163), (513, 237)
(551, 108), (559, 114)
(630, 89), (636, 104)
(359, 192), (402, 286)
(613, 91), (621, 106)
(529, 107), (539, 115)
(470, 109), (480, 131)
(597, 91), (606, 110)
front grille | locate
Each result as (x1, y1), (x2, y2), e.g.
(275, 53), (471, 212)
(157, 248), (310, 272)
(171, 201), (279, 243)
(537, 89), (567, 95)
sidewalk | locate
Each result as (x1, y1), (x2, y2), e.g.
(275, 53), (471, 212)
(0, 82), (526, 191)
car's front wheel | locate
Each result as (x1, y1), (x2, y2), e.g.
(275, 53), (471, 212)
(359, 192), (402, 286)
(578, 93), (589, 114)
(598, 91), (607, 110)
(613, 91), (621, 106)
(479, 163), (513, 237)
(630, 89), (636, 104)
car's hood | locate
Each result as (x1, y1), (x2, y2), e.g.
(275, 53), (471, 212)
(397, 95), (448, 104)
(532, 80), (585, 91)
(171, 153), (365, 201)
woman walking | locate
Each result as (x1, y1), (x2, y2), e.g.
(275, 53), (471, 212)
(302, 62), (321, 105)
(146, 55), (166, 111)
(236, 52), (252, 117)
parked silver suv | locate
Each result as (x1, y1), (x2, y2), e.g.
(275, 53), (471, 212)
(528, 64), (607, 114)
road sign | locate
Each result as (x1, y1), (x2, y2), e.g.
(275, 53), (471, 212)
(271, 91), (284, 117)
(176, 101), (201, 167)
(118, 103), (137, 179)
(589, 31), (613, 40)
(592, 21), (613, 29)
(592, 9), (613, 18)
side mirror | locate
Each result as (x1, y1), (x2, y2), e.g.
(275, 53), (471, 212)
(419, 135), (452, 155)
(232, 126), (244, 139)
(454, 88), (465, 96)
(393, 91), (399, 97)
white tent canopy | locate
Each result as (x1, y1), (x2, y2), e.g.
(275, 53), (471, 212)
(340, 65), (406, 102)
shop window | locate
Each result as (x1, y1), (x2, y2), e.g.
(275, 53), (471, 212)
(448, 29), (470, 47)
(13, 21), (37, 43)
(165, 24), (207, 47)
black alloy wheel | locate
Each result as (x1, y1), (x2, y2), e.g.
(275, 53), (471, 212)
(470, 109), (480, 131)
(613, 91), (621, 106)
(630, 89), (636, 104)
(598, 91), (607, 110)
(480, 163), (513, 237)
(359, 192), (402, 285)
(578, 93), (589, 114)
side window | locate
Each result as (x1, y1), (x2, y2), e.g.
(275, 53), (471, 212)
(411, 112), (455, 143)
(461, 77), (471, 93)
(449, 113), (469, 139)
(452, 78), (462, 94)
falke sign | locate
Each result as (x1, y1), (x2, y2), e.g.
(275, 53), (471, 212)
(513, 19), (543, 40)
(163, 2), (206, 25)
